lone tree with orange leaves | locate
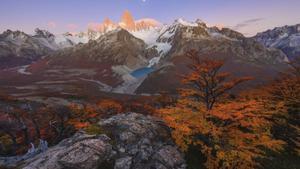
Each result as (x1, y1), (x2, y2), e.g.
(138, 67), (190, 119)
(181, 50), (252, 110)
(158, 50), (285, 169)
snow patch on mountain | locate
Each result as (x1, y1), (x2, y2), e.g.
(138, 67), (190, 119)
(55, 33), (88, 48)
(289, 34), (300, 47)
(130, 28), (160, 45)
(130, 28), (172, 67)
(147, 43), (172, 67)
(17, 65), (32, 75)
(176, 18), (199, 27)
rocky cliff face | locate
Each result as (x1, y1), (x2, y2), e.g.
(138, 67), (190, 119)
(120, 10), (136, 31)
(88, 10), (161, 35)
(4, 113), (185, 169)
(254, 24), (300, 60)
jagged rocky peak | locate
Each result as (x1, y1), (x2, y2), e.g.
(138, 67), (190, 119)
(49, 27), (148, 70)
(63, 32), (74, 36)
(254, 24), (300, 47)
(195, 18), (205, 24)
(34, 28), (55, 39)
(88, 10), (160, 34)
(135, 18), (161, 30)
(103, 17), (114, 25)
(255, 24), (300, 42)
(0, 29), (29, 40)
(95, 28), (147, 65)
(99, 17), (118, 33)
(96, 28), (146, 47)
(218, 27), (245, 39)
(157, 17), (251, 46)
(62, 31), (87, 38)
(120, 10), (136, 31)
(174, 18), (207, 27)
(1, 29), (14, 36)
(157, 18), (210, 44)
(254, 24), (300, 60)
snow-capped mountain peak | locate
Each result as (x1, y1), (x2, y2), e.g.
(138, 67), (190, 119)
(34, 28), (55, 39)
(175, 18), (199, 27)
(0, 29), (29, 42)
(254, 24), (300, 60)
(54, 31), (89, 48)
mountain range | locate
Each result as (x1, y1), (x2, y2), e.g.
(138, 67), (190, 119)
(254, 24), (300, 60)
(0, 11), (298, 102)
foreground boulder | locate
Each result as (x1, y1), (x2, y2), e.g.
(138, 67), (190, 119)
(13, 113), (185, 169)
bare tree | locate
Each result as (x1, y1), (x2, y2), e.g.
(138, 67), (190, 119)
(23, 103), (41, 139)
(49, 106), (72, 143)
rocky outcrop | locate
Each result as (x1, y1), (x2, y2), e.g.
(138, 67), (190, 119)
(10, 113), (185, 169)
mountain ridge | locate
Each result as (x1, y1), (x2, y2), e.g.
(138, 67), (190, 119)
(0, 17), (293, 98)
(254, 23), (300, 60)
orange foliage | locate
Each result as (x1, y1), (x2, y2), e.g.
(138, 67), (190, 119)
(68, 103), (95, 129)
(159, 97), (285, 169)
(265, 58), (300, 155)
(72, 122), (90, 130)
(124, 101), (156, 115)
(181, 50), (251, 110)
(97, 99), (122, 115)
(67, 99), (123, 130)
(158, 51), (285, 169)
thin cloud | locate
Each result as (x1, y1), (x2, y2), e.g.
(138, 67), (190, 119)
(233, 18), (264, 30)
(66, 23), (78, 31)
(47, 21), (57, 28)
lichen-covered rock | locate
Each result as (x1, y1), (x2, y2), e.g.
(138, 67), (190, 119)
(114, 156), (132, 169)
(98, 112), (186, 169)
(22, 134), (113, 169)
(10, 113), (185, 169)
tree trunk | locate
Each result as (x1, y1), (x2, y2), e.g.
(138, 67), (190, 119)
(32, 118), (41, 139)
(20, 122), (30, 145)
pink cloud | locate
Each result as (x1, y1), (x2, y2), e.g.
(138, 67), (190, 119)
(47, 21), (57, 28)
(67, 23), (78, 31)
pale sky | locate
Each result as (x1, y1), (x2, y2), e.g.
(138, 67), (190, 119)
(0, 0), (299, 36)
